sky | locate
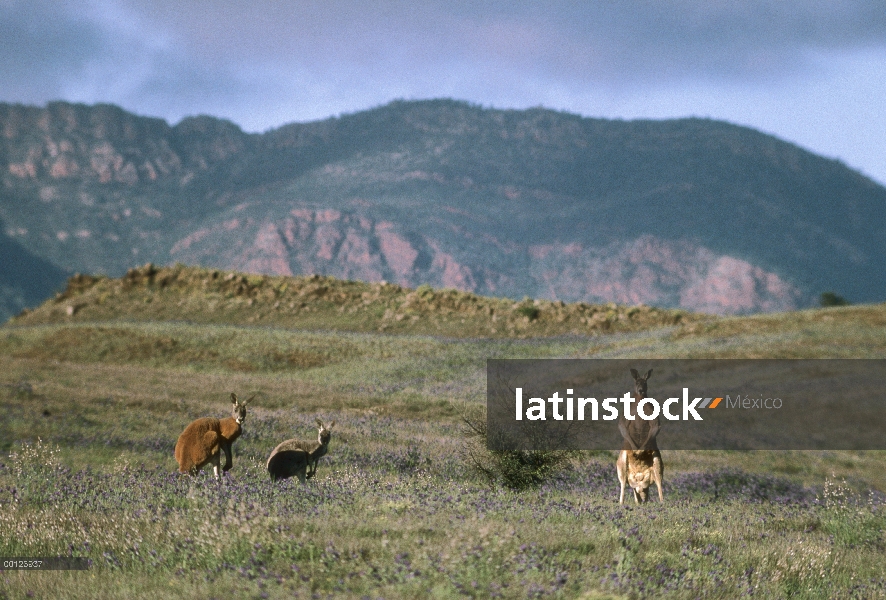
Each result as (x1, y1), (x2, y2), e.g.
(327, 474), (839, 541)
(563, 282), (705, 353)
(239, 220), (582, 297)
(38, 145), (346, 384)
(2, 1), (886, 185)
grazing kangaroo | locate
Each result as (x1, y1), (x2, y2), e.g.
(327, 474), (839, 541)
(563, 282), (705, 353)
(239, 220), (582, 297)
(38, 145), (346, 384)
(267, 419), (335, 483)
(617, 369), (664, 504)
(174, 393), (253, 479)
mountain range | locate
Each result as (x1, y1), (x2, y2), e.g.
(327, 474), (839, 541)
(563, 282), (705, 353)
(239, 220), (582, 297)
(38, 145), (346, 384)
(2, 98), (884, 322)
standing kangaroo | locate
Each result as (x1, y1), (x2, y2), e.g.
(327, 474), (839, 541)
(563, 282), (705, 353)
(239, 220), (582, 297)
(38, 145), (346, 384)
(174, 393), (253, 479)
(616, 369), (664, 504)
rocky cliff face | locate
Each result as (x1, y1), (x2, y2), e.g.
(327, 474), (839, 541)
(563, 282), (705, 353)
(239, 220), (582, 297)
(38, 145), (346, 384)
(170, 207), (496, 290)
(1, 102), (250, 185)
(3, 102), (181, 184)
(169, 206), (806, 315)
(2, 99), (883, 321)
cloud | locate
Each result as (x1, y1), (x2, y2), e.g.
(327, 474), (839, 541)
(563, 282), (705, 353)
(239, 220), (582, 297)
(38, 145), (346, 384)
(0, 1), (111, 101)
(4, 1), (885, 113)
(109, 1), (886, 82)
(1, 0), (885, 186)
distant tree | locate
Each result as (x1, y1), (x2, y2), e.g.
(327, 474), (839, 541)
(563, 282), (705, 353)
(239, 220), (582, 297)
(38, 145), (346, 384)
(820, 291), (850, 307)
(515, 297), (540, 321)
(515, 304), (540, 321)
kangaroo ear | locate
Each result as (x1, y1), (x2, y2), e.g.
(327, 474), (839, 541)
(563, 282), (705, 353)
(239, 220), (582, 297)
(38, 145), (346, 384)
(329, 420), (336, 429)
(316, 418), (323, 428)
(243, 394), (255, 406)
(231, 393), (239, 404)
(630, 368), (640, 380)
(644, 369), (653, 381)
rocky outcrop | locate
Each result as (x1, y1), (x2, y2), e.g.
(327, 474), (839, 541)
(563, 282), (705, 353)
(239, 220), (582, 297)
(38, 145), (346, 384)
(172, 208), (451, 289)
(528, 236), (805, 315)
(171, 209), (806, 315)
(1, 102), (249, 185)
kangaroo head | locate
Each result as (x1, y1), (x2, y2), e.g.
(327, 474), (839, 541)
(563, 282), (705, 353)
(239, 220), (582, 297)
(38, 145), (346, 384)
(231, 393), (254, 424)
(630, 368), (653, 399)
(316, 419), (335, 445)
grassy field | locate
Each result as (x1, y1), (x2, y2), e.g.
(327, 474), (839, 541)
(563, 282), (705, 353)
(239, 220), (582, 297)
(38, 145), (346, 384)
(1, 269), (885, 599)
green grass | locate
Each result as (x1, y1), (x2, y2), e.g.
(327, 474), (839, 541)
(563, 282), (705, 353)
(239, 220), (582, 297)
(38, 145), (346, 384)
(1, 273), (886, 598)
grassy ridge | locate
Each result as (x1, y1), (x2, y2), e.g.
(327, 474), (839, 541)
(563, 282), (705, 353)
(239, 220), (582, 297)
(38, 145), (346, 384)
(2, 273), (886, 598)
(10, 263), (696, 337)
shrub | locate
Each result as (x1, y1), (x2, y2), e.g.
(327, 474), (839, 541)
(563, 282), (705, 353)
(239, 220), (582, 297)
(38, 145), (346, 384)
(820, 291), (850, 307)
(515, 304), (540, 321)
(461, 405), (569, 490)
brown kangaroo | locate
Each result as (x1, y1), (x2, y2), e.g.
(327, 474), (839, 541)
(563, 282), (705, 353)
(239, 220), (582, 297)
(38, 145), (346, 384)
(616, 369), (664, 504)
(174, 393), (252, 479)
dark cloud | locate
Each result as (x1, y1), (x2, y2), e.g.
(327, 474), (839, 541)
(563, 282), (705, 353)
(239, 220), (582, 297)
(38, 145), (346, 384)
(95, 1), (886, 90)
(558, 2), (886, 81)
(1, 1), (885, 183)
(4, 0), (885, 110)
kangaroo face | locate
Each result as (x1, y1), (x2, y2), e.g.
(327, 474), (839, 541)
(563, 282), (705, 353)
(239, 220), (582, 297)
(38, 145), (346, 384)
(630, 368), (652, 399)
(232, 402), (247, 424)
(230, 392), (253, 425)
(316, 419), (335, 445)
